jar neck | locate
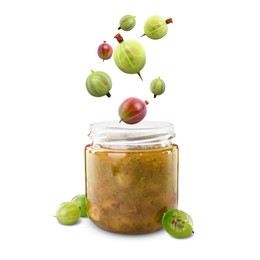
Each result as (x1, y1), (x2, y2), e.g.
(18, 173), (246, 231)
(88, 121), (176, 149)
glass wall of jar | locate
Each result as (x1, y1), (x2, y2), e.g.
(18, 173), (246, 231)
(84, 121), (178, 234)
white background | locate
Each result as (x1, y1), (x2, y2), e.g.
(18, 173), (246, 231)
(1, 0), (260, 259)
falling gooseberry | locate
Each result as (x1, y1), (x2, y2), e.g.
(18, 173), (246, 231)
(97, 41), (113, 61)
(113, 33), (146, 80)
(141, 16), (173, 40)
(150, 77), (166, 98)
(85, 70), (112, 98)
(118, 15), (136, 31)
(118, 97), (149, 124)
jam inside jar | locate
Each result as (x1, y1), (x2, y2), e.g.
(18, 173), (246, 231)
(85, 121), (178, 234)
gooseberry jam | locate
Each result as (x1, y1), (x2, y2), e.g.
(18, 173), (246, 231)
(85, 121), (178, 234)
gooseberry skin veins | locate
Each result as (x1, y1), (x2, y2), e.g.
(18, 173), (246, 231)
(118, 97), (148, 124)
(97, 41), (113, 61)
(56, 202), (81, 225)
(142, 16), (172, 40)
(114, 33), (146, 80)
(118, 15), (136, 31)
(114, 40), (145, 73)
(150, 77), (166, 98)
(162, 209), (194, 238)
(85, 70), (112, 98)
(71, 194), (88, 217)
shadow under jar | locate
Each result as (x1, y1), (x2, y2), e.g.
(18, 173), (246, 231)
(84, 121), (179, 234)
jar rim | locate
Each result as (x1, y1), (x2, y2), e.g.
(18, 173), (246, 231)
(88, 121), (175, 149)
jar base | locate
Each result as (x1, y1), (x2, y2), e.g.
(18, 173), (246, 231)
(91, 220), (163, 235)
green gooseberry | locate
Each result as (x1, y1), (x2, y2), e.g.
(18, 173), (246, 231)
(114, 33), (146, 80)
(85, 70), (112, 98)
(141, 16), (173, 40)
(150, 77), (166, 98)
(162, 209), (194, 238)
(118, 15), (136, 31)
(71, 194), (88, 217)
(56, 202), (81, 225)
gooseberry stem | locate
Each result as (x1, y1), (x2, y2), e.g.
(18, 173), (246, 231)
(106, 92), (111, 98)
(137, 72), (143, 81)
(154, 94), (157, 98)
(166, 18), (173, 24)
(114, 33), (124, 43)
(140, 33), (146, 37)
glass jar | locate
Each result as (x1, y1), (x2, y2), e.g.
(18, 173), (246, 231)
(84, 121), (178, 234)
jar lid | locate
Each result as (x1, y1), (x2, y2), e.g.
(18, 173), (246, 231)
(88, 121), (175, 149)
